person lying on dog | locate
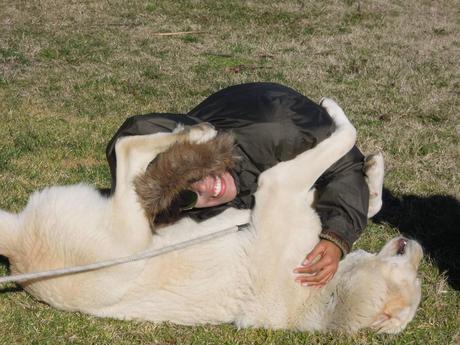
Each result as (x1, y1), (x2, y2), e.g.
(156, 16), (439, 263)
(106, 82), (369, 288)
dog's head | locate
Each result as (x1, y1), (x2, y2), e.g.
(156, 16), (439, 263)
(330, 236), (423, 334)
(369, 236), (423, 333)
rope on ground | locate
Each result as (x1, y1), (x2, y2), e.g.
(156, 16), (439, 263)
(0, 223), (250, 285)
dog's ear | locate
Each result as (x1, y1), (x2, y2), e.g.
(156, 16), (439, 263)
(370, 312), (391, 329)
(0, 209), (18, 257)
(370, 294), (417, 334)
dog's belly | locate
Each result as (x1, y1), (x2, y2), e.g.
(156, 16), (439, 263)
(70, 208), (252, 324)
(92, 224), (254, 324)
(11, 184), (321, 328)
(13, 188), (253, 322)
(13, 184), (148, 311)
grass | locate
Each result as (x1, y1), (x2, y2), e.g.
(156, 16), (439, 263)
(0, 0), (459, 344)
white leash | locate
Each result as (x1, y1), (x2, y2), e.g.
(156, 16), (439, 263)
(0, 223), (250, 285)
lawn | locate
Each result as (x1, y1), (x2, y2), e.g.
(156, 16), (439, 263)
(0, 0), (458, 344)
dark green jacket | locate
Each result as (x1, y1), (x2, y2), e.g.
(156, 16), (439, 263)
(106, 83), (369, 254)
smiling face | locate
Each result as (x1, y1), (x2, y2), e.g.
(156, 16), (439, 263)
(189, 172), (238, 208)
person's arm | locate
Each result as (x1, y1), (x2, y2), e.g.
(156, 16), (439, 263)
(316, 146), (369, 254)
(294, 146), (369, 287)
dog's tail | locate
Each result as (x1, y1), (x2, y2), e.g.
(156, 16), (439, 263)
(0, 209), (19, 258)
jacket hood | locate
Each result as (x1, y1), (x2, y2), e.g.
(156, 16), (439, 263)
(134, 132), (239, 228)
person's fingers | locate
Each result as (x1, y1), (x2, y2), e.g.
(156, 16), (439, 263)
(294, 255), (333, 274)
(324, 273), (334, 284)
(303, 243), (326, 265)
(295, 267), (333, 285)
(296, 271), (329, 285)
(303, 272), (334, 287)
(294, 240), (341, 287)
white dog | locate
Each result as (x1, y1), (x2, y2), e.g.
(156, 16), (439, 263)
(0, 99), (422, 333)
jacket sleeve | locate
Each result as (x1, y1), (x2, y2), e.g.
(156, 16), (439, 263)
(314, 146), (369, 255)
(105, 113), (198, 193)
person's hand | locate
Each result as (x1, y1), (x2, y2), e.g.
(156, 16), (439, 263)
(293, 239), (342, 288)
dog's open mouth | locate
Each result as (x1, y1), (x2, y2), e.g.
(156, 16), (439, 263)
(396, 238), (408, 255)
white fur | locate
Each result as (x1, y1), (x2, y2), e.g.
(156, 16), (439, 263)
(176, 122), (218, 144)
(365, 152), (385, 218)
(0, 101), (421, 333)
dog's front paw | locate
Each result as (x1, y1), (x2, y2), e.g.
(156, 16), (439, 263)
(319, 97), (351, 128)
(319, 97), (340, 115)
(185, 123), (218, 144)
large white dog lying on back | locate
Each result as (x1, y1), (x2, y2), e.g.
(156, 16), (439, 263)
(0, 99), (422, 333)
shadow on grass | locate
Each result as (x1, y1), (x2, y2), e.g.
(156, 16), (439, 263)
(375, 188), (460, 290)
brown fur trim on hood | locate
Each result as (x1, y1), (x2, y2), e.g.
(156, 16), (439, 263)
(134, 132), (238, 229)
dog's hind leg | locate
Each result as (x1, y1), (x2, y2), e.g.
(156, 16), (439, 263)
(0, 209), (18, 257)
(241, 100), (357, 327)
(364, 153), (384, 218)
(251, 98), (357, 256)
(252, 99), (356, 250)
(249, 98), (356, 267)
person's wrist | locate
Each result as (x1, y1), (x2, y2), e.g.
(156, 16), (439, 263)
(318, 230), (349, 258)
(322, 239), (342, 259)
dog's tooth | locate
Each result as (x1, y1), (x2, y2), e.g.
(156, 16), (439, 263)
(214, 177), (222, 197)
